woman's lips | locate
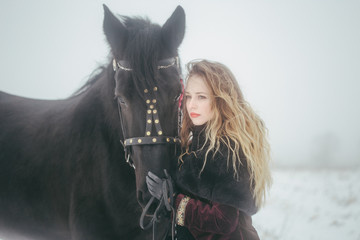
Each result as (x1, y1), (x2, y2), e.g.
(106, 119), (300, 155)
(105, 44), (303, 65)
(190, 112), (200, 118)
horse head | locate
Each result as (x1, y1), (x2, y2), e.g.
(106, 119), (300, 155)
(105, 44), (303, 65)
(103, 5), (185, 209)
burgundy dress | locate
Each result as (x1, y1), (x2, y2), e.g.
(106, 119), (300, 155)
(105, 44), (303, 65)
(174, 194), (259, 240)
(174, 125), (260, 240)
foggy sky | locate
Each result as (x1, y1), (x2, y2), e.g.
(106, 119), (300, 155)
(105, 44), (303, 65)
(1, 0), (359, 167)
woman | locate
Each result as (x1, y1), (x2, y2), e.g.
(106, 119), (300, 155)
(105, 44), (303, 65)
(147, 59), (272, 239)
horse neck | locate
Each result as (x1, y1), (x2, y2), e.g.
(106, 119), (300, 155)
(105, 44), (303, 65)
(74, 64), (135, 175)
(76, 65), (122, 140)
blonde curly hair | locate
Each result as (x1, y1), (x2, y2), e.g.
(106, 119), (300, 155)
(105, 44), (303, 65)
(180, 59), (272, 208)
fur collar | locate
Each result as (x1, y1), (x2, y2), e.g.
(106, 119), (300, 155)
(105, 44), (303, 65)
(176, 125), (258, 216)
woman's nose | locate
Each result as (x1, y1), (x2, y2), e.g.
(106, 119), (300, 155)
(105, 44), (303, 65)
(187, 98), (197, 110)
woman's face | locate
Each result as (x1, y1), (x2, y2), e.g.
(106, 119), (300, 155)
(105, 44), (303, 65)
(185, 75), (214, 126)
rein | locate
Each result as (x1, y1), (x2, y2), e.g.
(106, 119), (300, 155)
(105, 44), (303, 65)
(113, 56), (182, 240)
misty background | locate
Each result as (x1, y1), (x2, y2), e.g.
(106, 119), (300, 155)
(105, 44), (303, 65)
(1, 0), (359, 168)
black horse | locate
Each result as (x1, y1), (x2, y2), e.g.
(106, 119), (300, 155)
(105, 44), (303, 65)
(0, 5), (185, 240)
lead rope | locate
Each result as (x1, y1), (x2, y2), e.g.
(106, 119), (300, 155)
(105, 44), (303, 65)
(139, 170), (176, 240)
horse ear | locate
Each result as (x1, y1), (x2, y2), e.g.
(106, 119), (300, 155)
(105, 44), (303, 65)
(161, 6), (186, 51)
(103, 4), (128, 58)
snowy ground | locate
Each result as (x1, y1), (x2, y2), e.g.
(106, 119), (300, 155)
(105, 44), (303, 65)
(1, 168), (359, 240)
(253, 167), (360, 240)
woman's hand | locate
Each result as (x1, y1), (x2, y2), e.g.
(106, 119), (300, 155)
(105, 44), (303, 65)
(146, 171), (164, 200)
(146, 170), (175, 201)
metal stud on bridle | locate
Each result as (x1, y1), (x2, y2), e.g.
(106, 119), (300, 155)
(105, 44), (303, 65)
(123, 86), (180, 148)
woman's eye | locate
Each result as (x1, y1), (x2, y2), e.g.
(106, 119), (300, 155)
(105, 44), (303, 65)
(199, 95), (206, 99)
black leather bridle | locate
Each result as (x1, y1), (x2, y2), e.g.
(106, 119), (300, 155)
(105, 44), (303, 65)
(113, 56), (182, 169)
(113, 56), (183, 240)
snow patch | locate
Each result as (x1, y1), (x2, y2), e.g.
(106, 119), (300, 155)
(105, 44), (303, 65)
(253, 168), (360, 240)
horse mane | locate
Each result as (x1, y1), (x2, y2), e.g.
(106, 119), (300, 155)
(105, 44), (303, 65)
(70, 65), (109, 97)
(71, 16), (170, 100)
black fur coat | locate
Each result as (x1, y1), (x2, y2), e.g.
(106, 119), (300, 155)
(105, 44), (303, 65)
(175, 124), (258, 216)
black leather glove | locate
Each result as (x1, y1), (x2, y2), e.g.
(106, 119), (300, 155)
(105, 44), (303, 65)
(146, 171), (163, 200)
(146, 170), (173, 200)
